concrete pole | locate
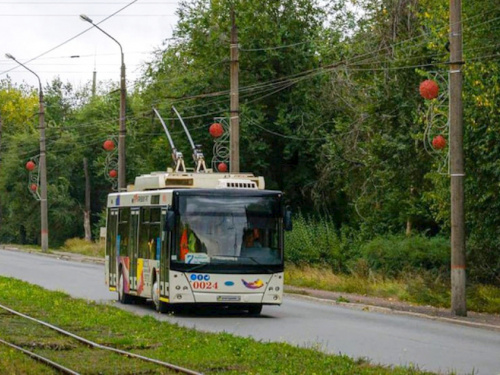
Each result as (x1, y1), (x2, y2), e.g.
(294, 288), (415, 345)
(5, 54), (49, 252)
(83, 158), (91, 242)
(119, 54), (127, 191)
(39, 88), (49, 252)
(449, 0), (467, 316)
(230, 8), (240, 173)
(80, 15), (126, 190)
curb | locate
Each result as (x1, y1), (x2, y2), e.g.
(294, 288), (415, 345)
(284, 291), (500, 332)
(0, 245), (105, 265)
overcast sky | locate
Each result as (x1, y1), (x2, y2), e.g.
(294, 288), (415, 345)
(0, 0), (181, 90)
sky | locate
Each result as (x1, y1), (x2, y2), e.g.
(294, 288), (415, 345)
(0, 0), (181, 90)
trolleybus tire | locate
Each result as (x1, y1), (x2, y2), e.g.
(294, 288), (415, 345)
(118, 271), (133, 304)
(247, 304), (263, 315)
(152, 279), (169, 313)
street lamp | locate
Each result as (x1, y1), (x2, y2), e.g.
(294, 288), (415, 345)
(5, 53), (49, 252)
(80, 14), (127, 191)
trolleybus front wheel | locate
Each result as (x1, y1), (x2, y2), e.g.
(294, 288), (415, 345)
(152, 279), (169, 313)
(247, 304), (263, 316)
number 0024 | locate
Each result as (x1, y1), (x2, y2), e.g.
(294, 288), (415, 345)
(192, 281), (219, 290)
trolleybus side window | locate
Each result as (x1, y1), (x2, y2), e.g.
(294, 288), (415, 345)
(138, 207), (150, 260)
(149, 208), (161, 260)
(139, 207), (161, 260)
(118, 208), (130, 257)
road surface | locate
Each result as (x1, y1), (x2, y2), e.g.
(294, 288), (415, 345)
(1, 248), (499, 375)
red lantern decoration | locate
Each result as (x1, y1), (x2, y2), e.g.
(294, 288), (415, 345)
(432, 135), (447, 150)
(419, 79), (439, 100)
(209, 123), (224, 138)
(103, 140), (115, 151)
(218, 162), (228, 173)
(30, 184), (38, 192)
(25, 161), (36, 171)
(109, 169), (118, 178)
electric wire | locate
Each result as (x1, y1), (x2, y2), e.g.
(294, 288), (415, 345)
(4, 7), (500, 161)
(0, 0), (139, 77)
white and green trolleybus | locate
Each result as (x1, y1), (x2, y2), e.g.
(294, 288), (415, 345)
(105, 171), (292, 315)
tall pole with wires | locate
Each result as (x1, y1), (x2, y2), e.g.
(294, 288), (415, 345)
(5, 54), (49, 253)
(80, 14), (127, 191)
(449, 0), (466, 316)
(230, 8), (240, 173)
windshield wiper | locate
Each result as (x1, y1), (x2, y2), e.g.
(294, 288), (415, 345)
(185, 263), (209, 273)
(239, 256), (276, 273)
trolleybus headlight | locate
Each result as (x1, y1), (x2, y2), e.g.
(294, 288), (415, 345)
(275, 287), (280, 291)
(183, 286), (188, 290)
(176, 294), (182, 300)
(175, 286), (181, 290)
(273, 295), (279, 300)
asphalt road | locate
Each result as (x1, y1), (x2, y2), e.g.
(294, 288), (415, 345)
(1, 248), (499, 375)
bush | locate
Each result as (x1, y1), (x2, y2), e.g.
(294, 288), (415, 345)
(359, 235), (450, 277)
(285, 212), (354, 271)
(285, 214), (450, 278)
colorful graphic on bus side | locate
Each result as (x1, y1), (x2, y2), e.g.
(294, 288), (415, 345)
(242, 279), (264, 289)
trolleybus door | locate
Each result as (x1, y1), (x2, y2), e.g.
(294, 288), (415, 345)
(129, 208), (140, 292)
(160, 209), (170, 299)
(106, 208), (119, 287)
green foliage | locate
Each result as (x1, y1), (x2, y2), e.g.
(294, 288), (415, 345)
(1, 0), (500, 285)
(360, 235), (450, 277)
(285, 212), (355, 271)
(286, 214), (450, 276)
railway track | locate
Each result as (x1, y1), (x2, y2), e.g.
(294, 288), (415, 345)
(0, 303), (202, 375)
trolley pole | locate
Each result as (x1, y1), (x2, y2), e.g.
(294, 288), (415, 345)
(449, 0), (467, 316)
(230, 8), (240, 173)
(5, 54), (49, 252)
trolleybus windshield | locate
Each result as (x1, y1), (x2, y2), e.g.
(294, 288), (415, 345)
(171, 193), (283, 273)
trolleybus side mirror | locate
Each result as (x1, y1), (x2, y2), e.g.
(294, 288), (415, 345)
(164, 210), (175, 232)
(284, 208), (293, 231)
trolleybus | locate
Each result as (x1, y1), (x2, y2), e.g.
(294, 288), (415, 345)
(105, 171), (292, 314)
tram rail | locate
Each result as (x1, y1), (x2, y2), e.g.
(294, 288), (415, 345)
(0, 303), (202, 375)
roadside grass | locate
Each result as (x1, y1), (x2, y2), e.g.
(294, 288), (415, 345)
(285, 264), (500, 314)
(1, 239), (105, 258)
(0, 276), (435, 375)
(61, 237), (105, 258)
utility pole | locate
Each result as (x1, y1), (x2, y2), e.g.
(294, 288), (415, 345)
(38, 82), (48, 252)
(5, 53), (49, 253)
(449, 0), (467, 316)
(80, 14), (126, 191)
(92, 70), (97, 98)
(0, 114), (3, 226)
(83, 158), (92, 242)
(230, 8), (240, 173)
(0, 113), (3, 162)
(119, 52), (127, 190)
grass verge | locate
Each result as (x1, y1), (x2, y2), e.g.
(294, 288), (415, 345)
(0, 276), (434, 375)
(61, 238), (105, 258)
(285, 264), (500, 314)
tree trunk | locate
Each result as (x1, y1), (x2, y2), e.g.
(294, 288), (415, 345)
(83, 158), (92, 242)
(406, 217), (412, 236)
